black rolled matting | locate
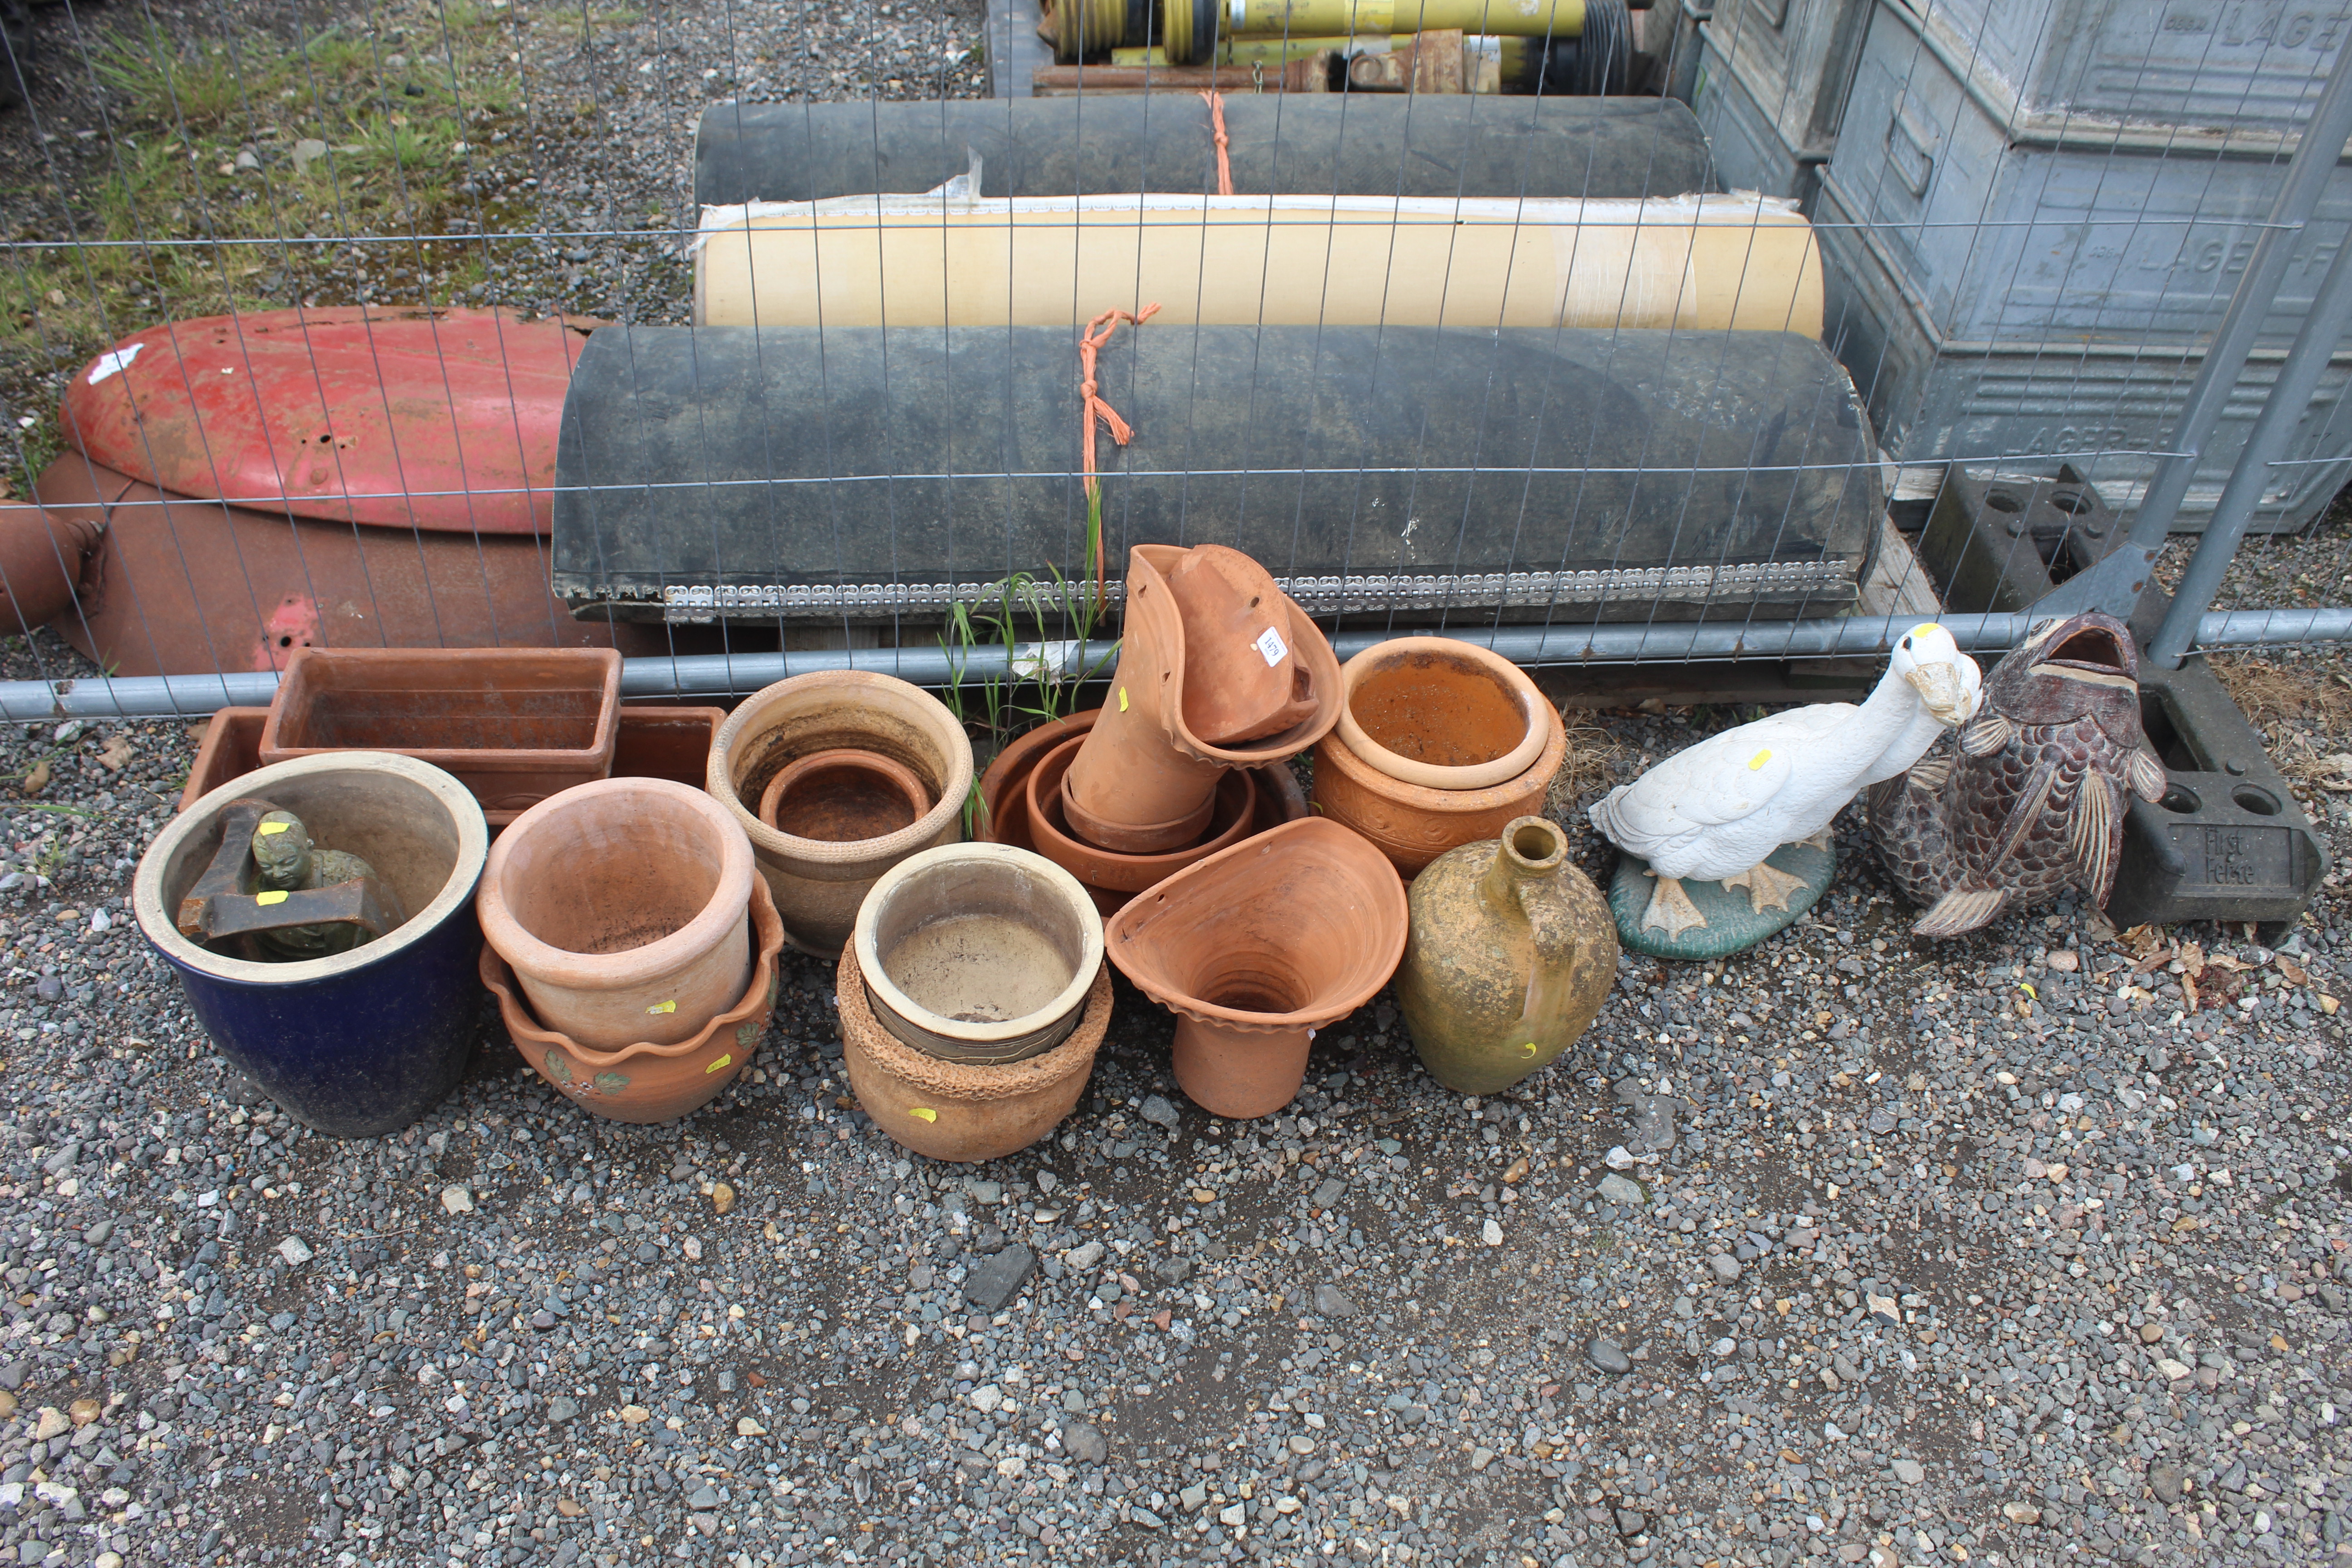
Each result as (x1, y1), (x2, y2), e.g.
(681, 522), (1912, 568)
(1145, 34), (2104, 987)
(552, 324), (1880, 626)
(692, 95), (1715, 208)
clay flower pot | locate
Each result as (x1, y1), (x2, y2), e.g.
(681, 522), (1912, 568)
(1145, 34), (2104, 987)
(134, 752), (490, 1137)
(853, 843), (1103, 1064)
(1312, 643), (1568, 878)
(1105, 817), (1407, 1120)
(477, 778), (757, 1050)
(708, 671), (974, 958)
(483, 876), (786, 1123)
(838, 941), (1112, 1163)
(1028, 733), (1257, 898)
(1397, 817), (1618, 1095)
(759, 749), (931, 840)
(1060, 545), (1342, 853)
(977, 709), (1306, 871)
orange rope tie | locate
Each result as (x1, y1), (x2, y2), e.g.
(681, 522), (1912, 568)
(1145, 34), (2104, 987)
(1200, 90), (1234, 197)
(1078, 301), (1162, 599)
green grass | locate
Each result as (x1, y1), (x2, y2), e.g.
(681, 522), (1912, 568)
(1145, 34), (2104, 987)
(4, 5), (537, 375)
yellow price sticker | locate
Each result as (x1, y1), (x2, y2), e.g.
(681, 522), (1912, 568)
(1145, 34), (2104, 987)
(1117, 687), (1129, 713)
(255, 890), (288, 906)
(704, 1053), (732, 1075)
(256, 821), (291, 835)
(647, 1000), (676, 1015)
(909, 1107), (938, 1122)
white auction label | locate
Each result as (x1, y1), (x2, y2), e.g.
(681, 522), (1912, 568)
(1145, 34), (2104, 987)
(1253, 626), (1289, 667)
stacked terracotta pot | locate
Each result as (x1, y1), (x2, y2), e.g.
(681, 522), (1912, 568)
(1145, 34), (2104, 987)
(477, 777), (784, 1123)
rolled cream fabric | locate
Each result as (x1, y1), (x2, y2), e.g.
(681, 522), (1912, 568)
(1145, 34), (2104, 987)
(691, 191), (1822, 337)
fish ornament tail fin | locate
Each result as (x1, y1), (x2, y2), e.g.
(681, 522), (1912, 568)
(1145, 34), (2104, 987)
(1913, 886), (2011, 938)
(1960, 714), (2014, 756)
(2069, 774), (2119, 903)
(2129, 748), (2167, 803)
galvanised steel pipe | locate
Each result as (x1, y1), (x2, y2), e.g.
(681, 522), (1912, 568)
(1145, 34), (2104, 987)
(10, 607), (2352, 721)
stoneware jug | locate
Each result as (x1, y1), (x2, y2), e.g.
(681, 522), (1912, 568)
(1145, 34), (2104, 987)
(1397, 816), (1617, 1095)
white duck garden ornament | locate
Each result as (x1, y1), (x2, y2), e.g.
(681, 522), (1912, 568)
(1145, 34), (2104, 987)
(1589, 623), (1984, 937)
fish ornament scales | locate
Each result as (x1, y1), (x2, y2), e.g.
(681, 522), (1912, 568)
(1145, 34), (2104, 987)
(1867, 611), (2166, 938)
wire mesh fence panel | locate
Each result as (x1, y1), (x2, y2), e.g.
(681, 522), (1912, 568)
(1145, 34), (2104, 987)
(0, 0), (2349, 721)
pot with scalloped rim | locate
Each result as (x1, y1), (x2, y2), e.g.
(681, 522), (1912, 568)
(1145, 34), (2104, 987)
(483, 876), (785, 1123)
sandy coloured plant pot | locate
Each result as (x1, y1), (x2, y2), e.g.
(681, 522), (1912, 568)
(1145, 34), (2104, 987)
(838, 941), (1112, 1163)
(853, 843), (1104, 1064)
(708, 672), (974, 959)
(1312, 684), (1568, 878)
(1059, 545), (1342, 853)
(134, 751), (490, 1137)
(1337, 637), (1553, 790)
(477, 778), (757, 1050)
(1105, 816), (1407, 1120)
(1396, 817), (1618, 1095)
(483, 875), (785, 1123)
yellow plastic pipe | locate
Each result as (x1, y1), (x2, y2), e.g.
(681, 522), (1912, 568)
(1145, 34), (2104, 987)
(692, 193), (1822, 337)
(1228, 0), (1583, 37)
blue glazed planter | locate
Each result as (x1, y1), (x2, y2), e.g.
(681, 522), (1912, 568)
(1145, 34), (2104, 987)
(135, 751), (491, 1137)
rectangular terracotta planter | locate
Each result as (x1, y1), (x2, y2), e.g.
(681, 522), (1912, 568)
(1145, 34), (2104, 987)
(257, 648), (622, 821)
(195, 699), (720, 820)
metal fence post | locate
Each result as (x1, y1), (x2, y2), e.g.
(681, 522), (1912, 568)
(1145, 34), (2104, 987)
(2148, 230), (2352, 667)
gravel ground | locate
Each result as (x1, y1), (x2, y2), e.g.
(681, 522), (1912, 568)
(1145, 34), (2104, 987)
(4, 7), (2352, 1568)
(0, 630), (2336, 1568)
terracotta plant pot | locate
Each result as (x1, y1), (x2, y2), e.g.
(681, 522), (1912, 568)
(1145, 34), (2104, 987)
(1396, 816), (1618, 1095)
(1105, 817), (1407, 1120)
(0, 496), (102, 637)
(1028, 734), (1257, 893)
(476, 778), (757, 1050)
(708, 671), (974, 958)
(258, 647), (623, 823)
(1312, 657), (1569, 877)
(483, 876), (786, 1123)
(1336, 637), (1553, 789)
(978, 709), (1309, 911)
(1059, 545), (1343, 853)
(838, 941), (1112, 1163)
(759, 749), (931, 841)
(853, 843), (1103, 1064)
(187, 704), (724, 815)
(134, 752), (490, 1137)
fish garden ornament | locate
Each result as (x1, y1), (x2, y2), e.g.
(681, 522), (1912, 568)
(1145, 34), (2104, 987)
(1868, 612), (2166, 939)
(1589, 623), (1982, 955)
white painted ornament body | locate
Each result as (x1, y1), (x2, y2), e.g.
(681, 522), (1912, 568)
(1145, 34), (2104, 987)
(1588, 625), (1984, 935)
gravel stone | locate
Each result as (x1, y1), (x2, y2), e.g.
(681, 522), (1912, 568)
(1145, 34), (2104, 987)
(1060, 1419), (1107, 1463)
(1706, 1251), (1740, 1283)
(1313, 1283), (1357, 1317)
(1587, 1337), (1632, 1375)
(961, 1244), (1035, 1311)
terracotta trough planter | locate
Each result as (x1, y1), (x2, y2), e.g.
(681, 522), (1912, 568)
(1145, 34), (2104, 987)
(853, 843), (1103, 1065)
(259, 647), (623, 823)
(1312, 639), (1568, 877)
(838, 941), (1111, 1163)
(187, 704), (724, 815)
(476, 777), (757, 1050)
(707, 672), (974, 958)
(484, 876), (785, 1123)
(1105, 816), (1406, 1120)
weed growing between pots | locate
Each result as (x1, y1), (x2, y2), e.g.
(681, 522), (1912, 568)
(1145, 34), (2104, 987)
(936, 567), (1117, 835)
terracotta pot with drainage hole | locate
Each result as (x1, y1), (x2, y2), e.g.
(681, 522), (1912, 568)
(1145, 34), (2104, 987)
(1105, 816), (1406, 1120)
(708, 671), (974, 958)
(853, 843), (1103, 1065)
(476, 777), (756, 1050)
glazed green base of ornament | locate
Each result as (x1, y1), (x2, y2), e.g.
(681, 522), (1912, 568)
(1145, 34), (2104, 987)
(1608, 840), (1835, 961)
